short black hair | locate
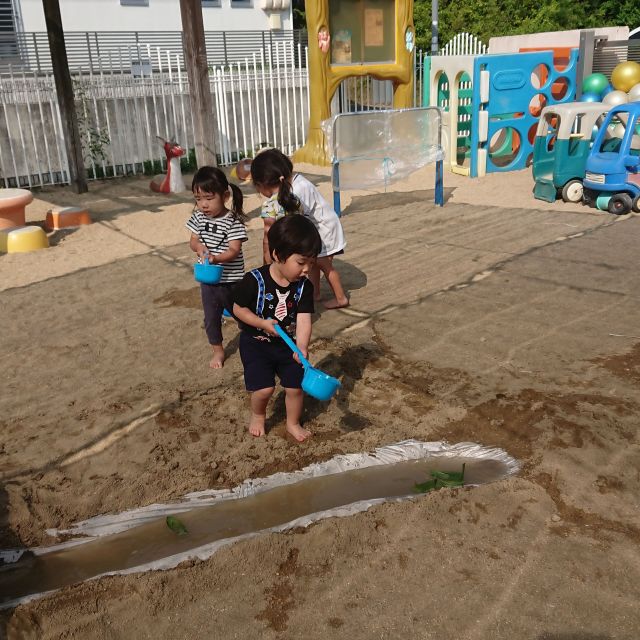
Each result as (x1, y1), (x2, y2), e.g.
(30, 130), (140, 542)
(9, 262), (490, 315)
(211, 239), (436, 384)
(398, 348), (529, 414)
(268, 215), (321, 262)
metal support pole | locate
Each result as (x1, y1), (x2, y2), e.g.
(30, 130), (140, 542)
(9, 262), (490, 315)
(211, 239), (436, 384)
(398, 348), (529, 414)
(332, 161), (341, 217)
(576, 30), (596, 101)
(431, 0), (439, 56)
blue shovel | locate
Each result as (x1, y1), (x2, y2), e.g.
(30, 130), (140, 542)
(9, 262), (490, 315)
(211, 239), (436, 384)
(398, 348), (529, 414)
(274, 324), (341, 401)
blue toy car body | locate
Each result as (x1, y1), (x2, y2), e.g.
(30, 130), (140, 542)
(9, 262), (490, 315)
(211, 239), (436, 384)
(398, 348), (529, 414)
(583, 102), (640, 214)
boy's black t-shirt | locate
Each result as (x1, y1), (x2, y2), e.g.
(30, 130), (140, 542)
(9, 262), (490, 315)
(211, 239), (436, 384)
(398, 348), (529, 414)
(233, 265), (314, 339)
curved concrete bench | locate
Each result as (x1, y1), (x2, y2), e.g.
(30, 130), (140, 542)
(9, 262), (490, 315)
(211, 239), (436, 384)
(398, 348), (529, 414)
(0, 188), (34, 230)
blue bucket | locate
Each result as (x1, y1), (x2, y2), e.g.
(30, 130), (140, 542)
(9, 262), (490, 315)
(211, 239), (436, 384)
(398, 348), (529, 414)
(274, 324), (341, 401)
(194, 261), (223, 284)
(301, 366), (341, 401)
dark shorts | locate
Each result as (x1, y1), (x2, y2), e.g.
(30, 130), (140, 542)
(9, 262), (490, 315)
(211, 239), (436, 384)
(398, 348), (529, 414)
(239, 332), (304, 391)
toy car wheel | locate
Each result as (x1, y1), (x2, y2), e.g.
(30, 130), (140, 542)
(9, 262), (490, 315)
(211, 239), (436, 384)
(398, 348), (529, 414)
(582, 188), (597, 207)
(561, 180), (583, 203)
(632, 195), (640, 214)
(608, 193), (633, 215)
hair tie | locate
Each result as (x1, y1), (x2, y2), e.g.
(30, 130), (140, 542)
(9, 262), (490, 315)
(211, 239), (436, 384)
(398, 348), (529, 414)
(279, 176), (285, 182)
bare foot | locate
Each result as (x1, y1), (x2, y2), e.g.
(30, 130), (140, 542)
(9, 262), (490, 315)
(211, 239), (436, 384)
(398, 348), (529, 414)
(286, 423), (312, 442)
(209, 345), (225, 369)
(249, 413), (266, 437)
(323, 297), (349, 310)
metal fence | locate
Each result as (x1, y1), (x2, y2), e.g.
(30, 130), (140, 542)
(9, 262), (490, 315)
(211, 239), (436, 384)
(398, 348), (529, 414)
(0, 28), (309, 73)
(0, 38), (310, 188)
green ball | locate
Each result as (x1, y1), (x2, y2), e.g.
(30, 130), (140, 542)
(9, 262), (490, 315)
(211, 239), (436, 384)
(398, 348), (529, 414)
(582, 73), (609, 96)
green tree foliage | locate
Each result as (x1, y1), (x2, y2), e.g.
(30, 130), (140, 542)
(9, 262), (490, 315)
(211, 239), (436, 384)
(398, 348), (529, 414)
(413, 0), (640, 52)
(293, 0), (306, 29)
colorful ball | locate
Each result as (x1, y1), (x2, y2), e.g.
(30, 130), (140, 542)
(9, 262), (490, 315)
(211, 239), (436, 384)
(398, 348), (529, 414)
(581, 91), (601, 103)
(603, 90), (629, 107)
(611, 61), (640, 93)
(628, 83), (640, 102)
(582, 73), (609, 96)
(601, 84), (614, 98)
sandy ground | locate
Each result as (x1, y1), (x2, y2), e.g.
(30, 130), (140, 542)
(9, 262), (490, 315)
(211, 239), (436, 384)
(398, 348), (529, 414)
(1, 164), (639, 639)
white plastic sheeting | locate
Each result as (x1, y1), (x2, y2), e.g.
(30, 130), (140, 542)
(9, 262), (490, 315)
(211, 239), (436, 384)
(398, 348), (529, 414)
(1, 440), (519, 609)
(323, 108), (444, 191)
(49, 440), (518, 540)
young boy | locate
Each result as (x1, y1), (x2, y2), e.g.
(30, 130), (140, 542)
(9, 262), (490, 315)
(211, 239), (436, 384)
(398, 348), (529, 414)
(233, 215), (321, 442)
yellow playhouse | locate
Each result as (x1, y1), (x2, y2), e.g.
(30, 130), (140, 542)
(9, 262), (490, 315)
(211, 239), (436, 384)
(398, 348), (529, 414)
(294, 0), (416, 165)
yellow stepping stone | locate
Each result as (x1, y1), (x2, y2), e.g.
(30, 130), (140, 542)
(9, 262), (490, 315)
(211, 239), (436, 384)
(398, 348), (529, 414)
(0, 226), (49, 253)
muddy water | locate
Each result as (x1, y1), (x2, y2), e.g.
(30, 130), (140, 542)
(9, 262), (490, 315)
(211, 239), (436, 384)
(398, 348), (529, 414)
(0, 456), (511, 605)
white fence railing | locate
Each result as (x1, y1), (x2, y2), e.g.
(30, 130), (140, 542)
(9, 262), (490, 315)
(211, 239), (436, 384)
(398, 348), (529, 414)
(0, 39), (310, 187)
(439, 32), (487, 56)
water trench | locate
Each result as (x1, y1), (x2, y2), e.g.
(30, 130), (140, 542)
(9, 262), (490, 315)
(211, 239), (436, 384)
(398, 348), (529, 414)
(1, 454), (514, 607)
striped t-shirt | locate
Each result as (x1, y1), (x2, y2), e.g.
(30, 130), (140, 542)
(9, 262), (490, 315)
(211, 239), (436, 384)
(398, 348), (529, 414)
(186, 210), (248, 283)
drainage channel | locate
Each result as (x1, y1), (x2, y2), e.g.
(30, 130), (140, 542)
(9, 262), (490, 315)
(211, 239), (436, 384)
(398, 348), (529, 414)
(1, 452), (515, 607)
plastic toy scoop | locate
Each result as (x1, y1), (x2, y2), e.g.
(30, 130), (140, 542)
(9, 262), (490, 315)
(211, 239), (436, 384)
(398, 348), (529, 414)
(274, 324), (341, 401)
(194, 251), (223, 284)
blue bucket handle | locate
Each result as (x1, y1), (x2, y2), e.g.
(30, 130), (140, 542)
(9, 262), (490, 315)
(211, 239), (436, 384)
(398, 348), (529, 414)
(274, 324), (311, 369)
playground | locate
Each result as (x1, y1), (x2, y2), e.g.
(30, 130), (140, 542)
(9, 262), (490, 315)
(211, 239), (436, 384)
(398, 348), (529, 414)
(2, 165), (640, 638)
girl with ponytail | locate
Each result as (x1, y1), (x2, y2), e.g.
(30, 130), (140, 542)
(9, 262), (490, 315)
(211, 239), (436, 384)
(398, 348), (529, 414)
(250, 149), (349, 309)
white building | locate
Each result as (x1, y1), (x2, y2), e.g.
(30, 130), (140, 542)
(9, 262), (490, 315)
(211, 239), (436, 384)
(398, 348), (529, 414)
(6, 0), (293, 33)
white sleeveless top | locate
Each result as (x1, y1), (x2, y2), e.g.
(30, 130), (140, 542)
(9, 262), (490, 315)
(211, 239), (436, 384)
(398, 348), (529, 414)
(292, 174), (346, 258)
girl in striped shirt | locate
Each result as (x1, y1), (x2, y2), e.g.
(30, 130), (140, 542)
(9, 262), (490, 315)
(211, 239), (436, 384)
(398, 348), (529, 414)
(186, 166), (248, 369)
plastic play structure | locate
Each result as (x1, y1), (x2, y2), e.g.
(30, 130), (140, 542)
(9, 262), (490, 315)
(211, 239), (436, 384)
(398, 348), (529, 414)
(150, 137), (186, 194)
(532, 59), (640, 211)
(426, 49), (578, 177)
(294, 0), (416, 165)
(0, 188), (50, 254)
(532, 102), (610, 203)
(583, 102), (640, 215)
(324, 107), (444, 214)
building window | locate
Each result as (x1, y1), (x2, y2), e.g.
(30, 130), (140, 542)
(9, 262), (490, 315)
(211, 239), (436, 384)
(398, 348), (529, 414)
(202, 0), (221, 6)
(230, 0), (253, 6)
(120, 0), (149, 6)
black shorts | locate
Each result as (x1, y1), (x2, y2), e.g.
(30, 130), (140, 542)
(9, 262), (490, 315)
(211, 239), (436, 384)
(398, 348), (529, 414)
(239, 332), (304, 391)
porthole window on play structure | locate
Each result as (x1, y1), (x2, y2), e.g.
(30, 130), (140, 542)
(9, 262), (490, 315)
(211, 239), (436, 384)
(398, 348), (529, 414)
(551, 77), (569, 100)
(530, 63), (550, 90)
(488, 127), (521, 168)
(529, 93), (547, 118)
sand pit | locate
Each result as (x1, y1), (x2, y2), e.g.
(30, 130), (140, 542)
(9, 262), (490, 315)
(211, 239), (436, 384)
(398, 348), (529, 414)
(1, 166), (639, 638)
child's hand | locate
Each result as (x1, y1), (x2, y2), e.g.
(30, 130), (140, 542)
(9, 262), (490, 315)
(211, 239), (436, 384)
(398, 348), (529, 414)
(293, 349), (308, 365)
(261, 318), (279, 336)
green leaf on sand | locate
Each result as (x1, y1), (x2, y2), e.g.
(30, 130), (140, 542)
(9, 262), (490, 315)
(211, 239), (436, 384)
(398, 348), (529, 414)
(166, 515), (188, 535)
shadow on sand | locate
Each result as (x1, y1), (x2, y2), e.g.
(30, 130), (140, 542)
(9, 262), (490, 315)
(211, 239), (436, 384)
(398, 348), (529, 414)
(340, 187), (456, 217)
